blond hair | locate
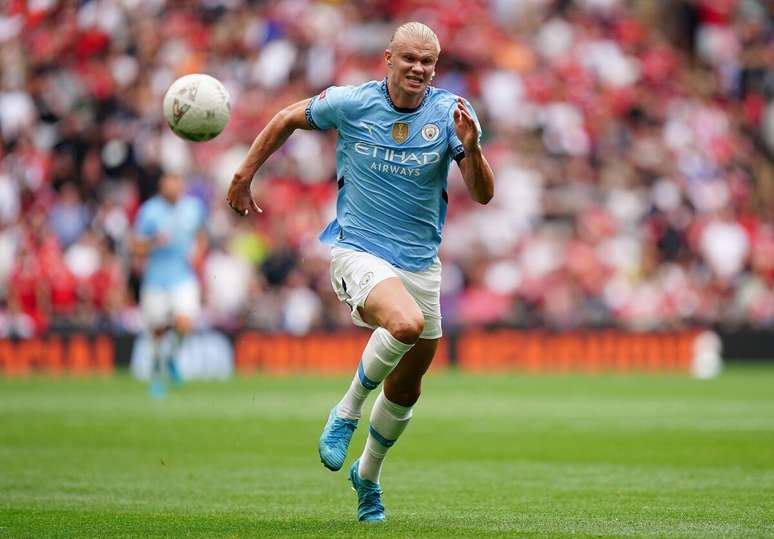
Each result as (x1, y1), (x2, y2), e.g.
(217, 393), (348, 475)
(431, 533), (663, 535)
(389, 22), (440, 54)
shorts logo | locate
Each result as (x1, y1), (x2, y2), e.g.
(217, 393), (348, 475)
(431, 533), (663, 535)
(391, 122), (409, 144)
(359, 272), (374, 288)
(421, 123), (439, 142)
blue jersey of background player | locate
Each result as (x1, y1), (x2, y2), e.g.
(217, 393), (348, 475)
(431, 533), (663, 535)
(307, 79), (480, 272)
(227, 22), (494, 522)
(135, 180), (205, 289)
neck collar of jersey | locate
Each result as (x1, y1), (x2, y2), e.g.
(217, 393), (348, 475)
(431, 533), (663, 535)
(381, 78), (431, 113)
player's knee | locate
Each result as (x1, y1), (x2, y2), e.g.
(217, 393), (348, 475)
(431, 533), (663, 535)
(385, 383), (421, 407)
(385, 314), (424, 344)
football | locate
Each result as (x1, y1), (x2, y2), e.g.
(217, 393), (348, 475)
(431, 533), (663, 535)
(163, 73), (230, 142)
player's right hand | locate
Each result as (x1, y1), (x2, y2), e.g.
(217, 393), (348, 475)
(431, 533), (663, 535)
(226, 174), (263, 216)
(153, 231), (171, 247)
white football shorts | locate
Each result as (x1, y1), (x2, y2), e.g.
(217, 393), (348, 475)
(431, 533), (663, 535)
(329, 246), (442, 339)
(140, 279), (201, 329)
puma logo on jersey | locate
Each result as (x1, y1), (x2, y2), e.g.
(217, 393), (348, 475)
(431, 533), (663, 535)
(360, 121), (378, 136)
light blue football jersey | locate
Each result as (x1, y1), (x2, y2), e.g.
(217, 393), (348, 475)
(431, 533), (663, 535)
(134, 195), (206, 288)
(307, 79), (480, 272)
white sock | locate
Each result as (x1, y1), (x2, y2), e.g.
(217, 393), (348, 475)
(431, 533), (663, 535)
(337, 375), (370, 419)
(358, 392), (413, 483)
(336, 328), (414, 419)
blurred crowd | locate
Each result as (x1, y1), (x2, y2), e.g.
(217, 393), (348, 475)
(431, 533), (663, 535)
(1, 0), (773, 337)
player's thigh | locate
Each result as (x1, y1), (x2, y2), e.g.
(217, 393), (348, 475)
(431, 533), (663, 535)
(171, 280), (201, 332)
(384, 337), (439, 404)
(329, 247), (422, 333)
(359, 277), (423, 332)
(140, 287), (173, 330)
(395, 260), (442, 340)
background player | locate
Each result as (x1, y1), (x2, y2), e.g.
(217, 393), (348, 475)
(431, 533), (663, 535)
(227, 22), (493, 521)
(133, 172), (207, 398)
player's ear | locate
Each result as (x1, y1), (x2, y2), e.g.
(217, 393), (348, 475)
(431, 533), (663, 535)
(384, 48), (393, 67)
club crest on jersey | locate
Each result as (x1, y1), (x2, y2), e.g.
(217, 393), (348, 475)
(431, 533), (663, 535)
(421, 123), (439, 142)
(391, 122), (409, 144)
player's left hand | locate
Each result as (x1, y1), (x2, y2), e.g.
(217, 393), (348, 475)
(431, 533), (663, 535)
(453, 97), (479, 153)
(226, 174), (262, 216)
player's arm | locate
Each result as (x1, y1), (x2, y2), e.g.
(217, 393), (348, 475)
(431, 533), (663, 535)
(454, 97), (494, 205)
(191, 228), (208, 271)
(131, 205), (168, 258)
(131, 234), (152, 258)
(227, 98), (314, 216)
(131, 232), (169, 258)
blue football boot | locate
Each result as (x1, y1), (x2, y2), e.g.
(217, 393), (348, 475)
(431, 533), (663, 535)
(318, 406), (358, 471)
(349, 458), (385, 522)
(149, 377), (166, 400)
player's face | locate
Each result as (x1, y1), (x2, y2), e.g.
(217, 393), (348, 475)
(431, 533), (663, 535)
(159, 173), (184, 201)
(385, 38), (438, 100)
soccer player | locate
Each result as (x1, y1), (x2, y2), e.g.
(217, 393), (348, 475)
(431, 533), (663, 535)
(133, 172), (207, 398)
(227, 22), (494, 521)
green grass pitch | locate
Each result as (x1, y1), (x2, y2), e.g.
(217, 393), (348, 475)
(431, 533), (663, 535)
(2, 367), (773, 538)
